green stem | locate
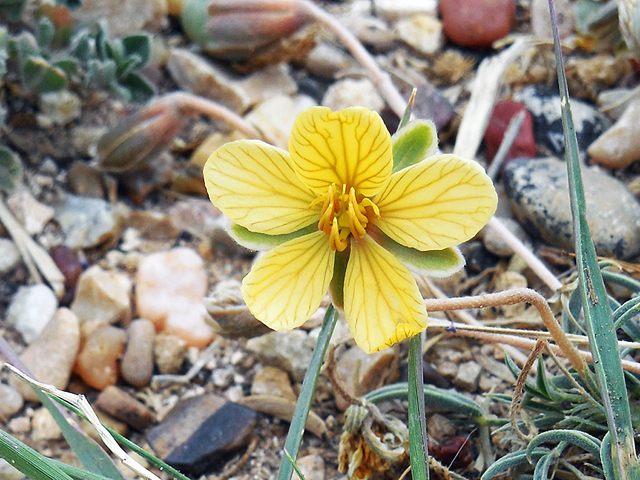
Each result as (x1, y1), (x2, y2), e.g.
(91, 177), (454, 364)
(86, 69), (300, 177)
(408, 334), (429, 480)
(277, 304), (339, 480)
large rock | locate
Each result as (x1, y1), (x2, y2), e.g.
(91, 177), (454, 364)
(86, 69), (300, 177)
(503, 157), (640, 259)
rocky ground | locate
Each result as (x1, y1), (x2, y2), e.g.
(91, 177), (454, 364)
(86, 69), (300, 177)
(1, 0), (640, 479)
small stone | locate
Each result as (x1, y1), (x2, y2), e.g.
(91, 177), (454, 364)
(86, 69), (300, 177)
(50, 245), (82, 295)
(372, 0), (437, 21)
(293, 455), (325, 480)
(31, 407), (62, 441)
(531, 0), (574, 39)
(75, 324), (127, 390)
(0, 384), (24, 419)
(411, 83), (455, 131)
(10, 308), (80, 402)
(7, 416), (30, 433)
(484, 101), (537, 163)
(71, 0), (167, 37)
(211, 368), (234, 389)
(37, 90), (82, 127)
(503, 157), (640, 259)
(55, 194), (122, 249)
(71, 265), (132, 325)
(397, 14), (443, 56)
(301, 42), (356, 79)
(483, 217), (532, 257)
(71, 126), (108, 157)
(146, 394), (257, 475)
(251, 366), (297, 402)
(426, 414), (456, 443)
(125, 211), (179, 242)
(494, 271), (528, 317)
(440, 0), (516, 49)
(95, 386), (157, 430)
(121, 319), (156, 388)
(245, 94), (317, 149)
(322, 78), (385, 113)
(0, 238), (21, 275)
(67, 161), (105, 198)
(437, 361), (458, 379)
(79, 408), (128, 442)
(515, 86), (610, 156)
(154, 333), (188, 374)
(136, 248), (214, 348)
(0, 458), (23, 480)
(588, 98), (640, 169)
(7, 190), (55, 236)
(6, 284), (58, 344)
(236, 64), (297, 108)
(246, 330), (314, 382)
(453, 361), (482, 391)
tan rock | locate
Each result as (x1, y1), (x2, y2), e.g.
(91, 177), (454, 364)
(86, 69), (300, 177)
(31, 407), (62, 441)
(96, 386), (157, 430)
(75, 324), (127, 390)
(72, 265), (132, 325)
(121, 319), (156, 388)
(251, 366), (297, 402)
(588, 98), (640, 169)
(154, 333), (188, 374)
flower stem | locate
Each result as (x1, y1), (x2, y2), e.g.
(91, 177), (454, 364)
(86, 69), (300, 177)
(277, 304), (339, 480)
(407, 334), (429, 480)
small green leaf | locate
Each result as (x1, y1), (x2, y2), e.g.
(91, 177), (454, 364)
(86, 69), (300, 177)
(391, 119), (437, 173)
(37, 16), (55, 51)
(370, 227), (464, 277)
(228, 223), (317, 251)
(117, 73), (155, 103)
(0, 0), (27, 21)
(70, 30), (91, 62)
(53, 59), (78, 76)
(526, 430), (601, 460)
(532, 450), (559, 480)
(481, 448), (549, 480)
(21, 56), (49, 90)
(122, 35), (150, 65)
(0, 147), (23, 192)
(39, 65), (67, 92)
(55, 0), (81, 9)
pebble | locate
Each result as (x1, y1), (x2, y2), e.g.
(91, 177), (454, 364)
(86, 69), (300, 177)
(6, 284), (58, 344)
(235, 64), (298, 109)
(95, 386), (157, 430)
(136, 248), (214, 348)
(55, 194), (122, 249)
(49, 245), (82, 295)
(514, 86), (610, 156)
(483, 217), (532, 257)
(426, 414), (456, 443)
(75, 323), (127, 390)
(125, 211), (179, 242)
(71, 265), (132, 325)
(503, 157), (640, 259)
(0, 384), (24, 419)
(251, 366), (297, 402)
(493, 271), (528, 317)
(322, 78), (385, 113)
(334, 346), (399, 411)
(67, 161), (105, 198)
(7, 189), (55, 236)
(246, 330), (315, 382)
(245, 94), (317, 149)
(531, 0), (575, 39)
(372, 0), (437, 21)
(79, 408), (128, 442)
(121, 319), (156, 388)
(154, 333), (188, 374)
(146, 394), (257, 475)
(396, 14), (443, 56)
(7, 416), (30, 434)
(71, 0), (167, 37)
(211, 368), (234, 389)
(37, 90), (82, 127)
(411, 83), (455, 131)
(453, 361), (482, 391)
(588, 98), (640, 169)
(440, 0), (516, 49)
(437, 361), (458, 380)
(10, 308), (80, 402)
(293, 455), (325, 480)
(484, 101), (537, 163)
(0, 238), (21, 275)
(0, 459), (23, 480)
(301, 42), (356, 79)
(31, 407), (62, 441)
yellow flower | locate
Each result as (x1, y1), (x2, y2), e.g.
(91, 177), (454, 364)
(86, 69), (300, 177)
(204, 107), (497, 353)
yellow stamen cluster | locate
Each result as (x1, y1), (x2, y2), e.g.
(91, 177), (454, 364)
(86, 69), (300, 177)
(310, 184), (380, 252)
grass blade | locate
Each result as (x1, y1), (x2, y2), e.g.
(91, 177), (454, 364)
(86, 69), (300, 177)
(407, 334), (429, 480)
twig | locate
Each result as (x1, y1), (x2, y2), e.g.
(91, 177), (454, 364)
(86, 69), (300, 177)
(510, 339), (545, 441)
(218, 437), (259, 480)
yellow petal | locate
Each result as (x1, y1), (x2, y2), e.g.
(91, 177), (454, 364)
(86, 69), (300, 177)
(289, 107), (392, 197)
(374, 154), (497, 251)
(344, 236), (428, 354)
(242, 231), (335, 330)
(204, 140), (320, 235)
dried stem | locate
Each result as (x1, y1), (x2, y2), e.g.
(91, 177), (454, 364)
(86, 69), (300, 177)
(510, 339), (545, 441)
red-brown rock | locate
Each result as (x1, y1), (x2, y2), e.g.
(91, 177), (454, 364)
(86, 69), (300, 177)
(440, 0), (516, 49)
(484, 101), (537, 163)
(75, 324), (127, 390)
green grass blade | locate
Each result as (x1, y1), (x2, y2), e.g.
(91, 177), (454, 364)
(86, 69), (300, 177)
(548, 0), (640, 477)
(277, 304), (338, 480)
(481, 448), (549, 480)
(407, 334), (429, 480)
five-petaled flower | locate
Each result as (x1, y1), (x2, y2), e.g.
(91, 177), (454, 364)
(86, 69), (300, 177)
(204, 106), (497, 353)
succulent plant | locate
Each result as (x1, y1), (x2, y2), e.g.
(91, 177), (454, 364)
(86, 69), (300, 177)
(0, 146), (23, 193)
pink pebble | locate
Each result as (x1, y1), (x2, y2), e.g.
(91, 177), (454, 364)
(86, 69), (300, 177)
(441, 0), (516, 49)
(484, 101), (537, 164)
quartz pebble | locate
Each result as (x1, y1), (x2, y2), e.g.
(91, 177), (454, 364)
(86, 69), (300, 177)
(396, 14), (443, 56)
(37, 90), (81, 127)
(31, 407), (62, 441)
(136, 248), (214, 348)
(503, 157), (640, 259)
(322, 78), (385, 113)
(484, 101), (537, 163)
(531, 0), (575, 39)
(75, 324), (127, 390)
(95, 386), (157, 430)
(6, 284), (58, 344)
(251, 366), (297, 402)
(453, 361), (482, 391)
(372, 0), (437, 21)
(0, 238), (21, 275)
(301, 42), (356, 79)
(154, 333), (188, 374)
(56, 194), (122, 249)
(246, 330), (314, 382)
(0, 384), (24, 419)
(121, 319), (156, 388)
(440, 0), (516, 49)
(71, 265), (132, 325)
(293, 455), (325, 480)
(588, 98), (640, 169)
(11, 308), (80, 402)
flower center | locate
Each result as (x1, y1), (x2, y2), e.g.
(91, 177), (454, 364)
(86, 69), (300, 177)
(310, 184), (380, 252)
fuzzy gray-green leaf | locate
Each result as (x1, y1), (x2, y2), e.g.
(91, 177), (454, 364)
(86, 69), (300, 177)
(391, 119), (437, 173)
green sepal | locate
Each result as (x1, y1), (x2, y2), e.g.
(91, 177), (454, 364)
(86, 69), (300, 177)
(391, 119), (437, 173)
(227, 222), (318, 251)
(371, 227), (464, 277)
(329, 249), (349, 310)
